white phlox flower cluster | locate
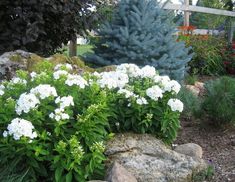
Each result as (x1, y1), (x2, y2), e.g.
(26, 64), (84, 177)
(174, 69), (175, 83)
(140, 65), (156, 79)
(49, 108), (70, 121)
(0, 84), (5, 96)
(65, 74), (88, 88)
(54, 63), (73, 71)
(3, 118), (37, 140)
(162, 80), (181, 94)
(97, 71), (129, 89)
(49, 96), (74, 121)
(30, 84), (57, 99)
(55, 96), (74, 109)
(30, 72), (48, 81)
(146, 85), (163, 101)
(116, 64), (157, 79)
(15, 93), (40, 115)
(136, 97), (148, 105)
(53, 70), (69, 80)
(30, 72), (37, 80)
(117, 89), (136, 98)
(116, 64), (142, 78)
(167, 99), (184, 112)
(10, 77), (27, 85)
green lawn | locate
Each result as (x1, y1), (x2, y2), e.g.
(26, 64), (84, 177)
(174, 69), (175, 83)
(63, 44), (94, 56)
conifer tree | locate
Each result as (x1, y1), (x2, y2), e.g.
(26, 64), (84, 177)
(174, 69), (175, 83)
(86, 0), (193, 81)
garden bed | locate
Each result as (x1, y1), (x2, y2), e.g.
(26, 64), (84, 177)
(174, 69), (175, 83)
(176, 118), (235, 182)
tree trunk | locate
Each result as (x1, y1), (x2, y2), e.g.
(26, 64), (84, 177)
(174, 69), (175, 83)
(69, 35), (77, 57)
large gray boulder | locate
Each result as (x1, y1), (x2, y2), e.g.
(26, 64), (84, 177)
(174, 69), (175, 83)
(105, 133), (207, 182)
(0, 50), (32, 80)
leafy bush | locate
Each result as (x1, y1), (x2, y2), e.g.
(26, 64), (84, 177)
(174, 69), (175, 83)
(0, 63), (184, 180)
(85, 0), (192, 81)
(98, 64), (184, 144)
(201, 76), (235, 126)
(0, 65), (109, 181)
(182, 35), (226, 75)
(0, 0), (113, 56)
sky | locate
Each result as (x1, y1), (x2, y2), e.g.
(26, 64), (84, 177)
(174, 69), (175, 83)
(163, 0), (198, 5)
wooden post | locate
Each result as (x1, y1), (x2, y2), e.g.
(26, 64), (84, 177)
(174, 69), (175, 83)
(184, 0), (190, 26)
(69, 35), (77, 57)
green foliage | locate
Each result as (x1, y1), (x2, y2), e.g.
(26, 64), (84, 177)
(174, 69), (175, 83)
(177, 87), (201, 118)
(0, 63), (109, 181)
(182, 35), (226, 75)
(0, 62), (184, 180)
(185, 74), (198, 85)
(192, 164), (215, 182)
(85, 0), (192, 81)
(201, 76), (235, 126)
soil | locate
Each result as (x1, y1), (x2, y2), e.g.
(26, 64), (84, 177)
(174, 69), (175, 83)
(175, 118), (235, 182)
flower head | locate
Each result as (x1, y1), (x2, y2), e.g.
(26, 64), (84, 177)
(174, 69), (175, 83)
(167, 98), (184, 112)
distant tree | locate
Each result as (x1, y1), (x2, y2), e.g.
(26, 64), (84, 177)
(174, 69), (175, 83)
(0, 0), (115, 56)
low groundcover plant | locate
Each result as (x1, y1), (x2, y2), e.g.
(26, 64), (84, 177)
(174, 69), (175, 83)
(0, 62), (183, 181)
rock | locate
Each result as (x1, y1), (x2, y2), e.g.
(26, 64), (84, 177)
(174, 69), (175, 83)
(185, 85), (200, 96)
(106, 162), (137, 182)
(174, 143), (203, 159)
(88, 181), (107, 182)
(0, 50), (32, 80)
(0, 50), (94, 81)
(105, 133), (207, 182)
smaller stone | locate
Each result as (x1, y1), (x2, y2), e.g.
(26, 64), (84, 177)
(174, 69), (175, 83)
(174, 143), (203, 159)
(106, 162), (137, 182)
(194, 81), (204, 90)
(185, 85), (200, 96)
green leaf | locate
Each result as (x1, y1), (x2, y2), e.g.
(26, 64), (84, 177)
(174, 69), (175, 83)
(55, 166), (63, 182)
(66, 171), (73, 182)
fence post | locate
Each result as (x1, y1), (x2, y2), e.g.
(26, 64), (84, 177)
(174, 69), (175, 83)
(184, 0), (190, 26)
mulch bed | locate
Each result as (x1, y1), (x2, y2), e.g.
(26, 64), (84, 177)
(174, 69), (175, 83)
(175, 118), (235, 182)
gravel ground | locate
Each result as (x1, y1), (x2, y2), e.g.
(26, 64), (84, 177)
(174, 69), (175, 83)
(175, 119), (235, 182)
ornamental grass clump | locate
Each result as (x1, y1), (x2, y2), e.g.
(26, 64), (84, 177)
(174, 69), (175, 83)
(0, 62), (184, 181)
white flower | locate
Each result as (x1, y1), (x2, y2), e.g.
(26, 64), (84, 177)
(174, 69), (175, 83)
(146, 85), (163, 101)
(3, 130), (8, 137)
(167, 99), (184, 112)
(54, 63), (73, 71)
(30, 84), (57, 99)
(3, 118), (37, 140)
(162, 80), (181, 94)
(11, 77), (27, 85)
(154, 75), (170, 84)
(93, 71), (101, 78)
(30, 72), (37, 80)
(87, 4), (97, 12)
(117, 89), (136, 98)
(0, 85), (5, 96)
(116, 64), (142, 78)
(97, 71), (129, 89)
(140, 65), (156, 79)
(53, 70), (69, 80)
(49, 108), (70, 121)
(136, 97), (148, 105)
(15, 93), (40, 115)
(55, 96), (74, 109)
(65, 74), (88, 88)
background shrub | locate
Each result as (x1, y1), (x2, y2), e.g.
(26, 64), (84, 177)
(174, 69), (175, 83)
(85, 0), (192, 81)
(201, 76), (235, 126)
(182, 35), (227, 75)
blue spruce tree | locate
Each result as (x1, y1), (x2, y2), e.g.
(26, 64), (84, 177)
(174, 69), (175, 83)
(85, 0), (193, 81)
